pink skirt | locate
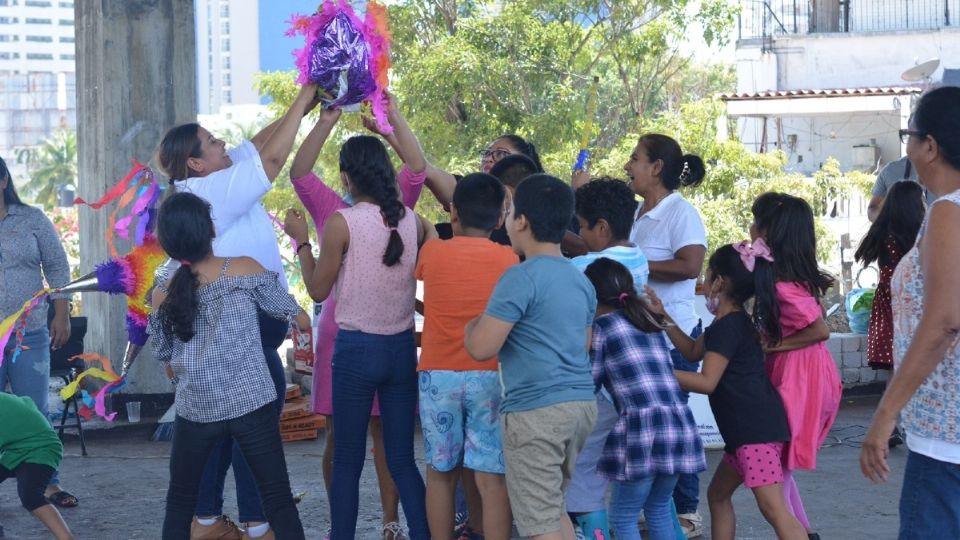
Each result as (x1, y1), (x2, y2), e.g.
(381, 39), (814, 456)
(766, 342), (841, 470)
(311, 294), (381, 416)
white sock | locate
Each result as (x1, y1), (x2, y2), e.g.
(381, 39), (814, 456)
(197, 517), (218, 526)
(246, 523), (270, 538)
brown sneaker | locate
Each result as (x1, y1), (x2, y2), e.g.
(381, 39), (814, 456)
(240, 526), (274, 540)
(191, 516), (243, 540)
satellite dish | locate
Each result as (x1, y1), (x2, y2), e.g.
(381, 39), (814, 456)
(901, 58), (940, 81)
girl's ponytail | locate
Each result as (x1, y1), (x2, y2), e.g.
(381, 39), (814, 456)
(584, 257), (667, 333)
(155, 192), (215, 343)
(751, 257), (782, 345)
(161, 265), (201, 342)
(339, 136), (407, 266)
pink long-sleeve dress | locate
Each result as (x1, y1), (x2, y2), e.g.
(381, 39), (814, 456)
(292, 166), (425, 416)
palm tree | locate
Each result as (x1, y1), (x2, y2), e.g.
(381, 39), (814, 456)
(24, 129), (77, 209)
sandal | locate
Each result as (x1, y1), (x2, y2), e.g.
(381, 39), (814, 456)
(382, 521), (408, 540)
(46, 490), (79, 508)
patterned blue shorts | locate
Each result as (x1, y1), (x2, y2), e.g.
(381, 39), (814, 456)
(418, 370), (504, 474)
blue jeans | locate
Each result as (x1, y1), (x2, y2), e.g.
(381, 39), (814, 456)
(163, 404), (304, 539)
(899, 450), (960, 539)
(1, 328), (59, 486)
(329, 329), (428, 540)
(610, 474), (680, 540)
(671, 322), (702, 515)
(194, 313), (288, 522)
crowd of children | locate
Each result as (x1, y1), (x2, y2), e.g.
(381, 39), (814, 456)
(1, 89), (843, 540)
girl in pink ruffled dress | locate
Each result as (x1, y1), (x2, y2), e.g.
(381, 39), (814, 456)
(750, 193), (843, 539)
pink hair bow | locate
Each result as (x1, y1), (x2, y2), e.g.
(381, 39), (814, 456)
(734, 239), (774, 272)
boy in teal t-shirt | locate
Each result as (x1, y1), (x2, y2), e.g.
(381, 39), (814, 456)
(466, 174), (598, 540)
(0, 392), (73, 539)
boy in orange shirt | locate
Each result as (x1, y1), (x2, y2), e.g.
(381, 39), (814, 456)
(416, 173), (519, 540)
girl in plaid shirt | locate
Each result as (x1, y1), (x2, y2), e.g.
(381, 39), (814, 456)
(583, 258), (705, 540)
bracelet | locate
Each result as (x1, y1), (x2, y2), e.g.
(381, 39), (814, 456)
(169, 375), (179, 386)
(295, 241), (312, 256)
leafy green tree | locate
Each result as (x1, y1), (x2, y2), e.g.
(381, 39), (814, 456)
(22, 129), (77, 209)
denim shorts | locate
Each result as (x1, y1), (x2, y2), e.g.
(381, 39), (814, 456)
(419, 370), (504, 474)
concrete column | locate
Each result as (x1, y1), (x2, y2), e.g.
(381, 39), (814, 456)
(76, 0), (196, 395)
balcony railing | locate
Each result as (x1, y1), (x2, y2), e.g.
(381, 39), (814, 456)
(739, 0), (958, 41)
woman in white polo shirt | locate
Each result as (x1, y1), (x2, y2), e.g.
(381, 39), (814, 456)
(624, 133), (707, 538)
(156, 82), (318, 538)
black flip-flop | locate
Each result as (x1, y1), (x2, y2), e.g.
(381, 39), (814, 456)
(46, 490), (79, 508)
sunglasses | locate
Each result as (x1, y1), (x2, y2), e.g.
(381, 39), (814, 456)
(899, 129), (927, 144)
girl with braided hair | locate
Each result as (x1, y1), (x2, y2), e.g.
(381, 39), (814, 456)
(285, 134), (436, 540)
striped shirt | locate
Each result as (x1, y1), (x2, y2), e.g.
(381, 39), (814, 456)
(0, 204), (71, 332)
(571, 244), (650, 290)
(591, 311), (705, 481)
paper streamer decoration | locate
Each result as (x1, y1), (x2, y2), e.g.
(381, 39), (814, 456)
(573, 76), (600, 172)
(58, 354), (127, 422)
(0, 290), (51, 369)
(74, 162), (157, 258)
(288, 0), (393, 133)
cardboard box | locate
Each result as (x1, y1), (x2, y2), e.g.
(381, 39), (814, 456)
(281, 429), (318, 442)
(292, 325), (315, 375)
(280, 398), (311, 421)
(285, 383), (302, 401)
(280, 415), (326, 433)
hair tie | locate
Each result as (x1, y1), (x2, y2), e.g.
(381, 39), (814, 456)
(733, 239), (774, 272)
(180, 260), (191, 267)
(388, 226), (398, 232)
(618, 292), (629, 304)
(679, 161), (691, 182)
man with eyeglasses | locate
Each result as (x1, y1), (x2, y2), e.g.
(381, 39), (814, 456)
(867, 131), (936, 221)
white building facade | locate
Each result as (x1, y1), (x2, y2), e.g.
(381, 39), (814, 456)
(195, 0), (261, 114)
(727, 0), (960, 174)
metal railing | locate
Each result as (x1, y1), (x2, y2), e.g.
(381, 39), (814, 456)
(739, 0), (958, 41)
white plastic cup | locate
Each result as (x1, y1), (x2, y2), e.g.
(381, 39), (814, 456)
(126, 401), (141, 423)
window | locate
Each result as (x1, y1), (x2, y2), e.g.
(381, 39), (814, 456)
(222, 73), (231, 86)
(0, 0), (20, 5)
(0, 17), (20, 24)
(220, 21), (229, 35)
(59, 36), (73, 43)
(220, 37), (229, 52)
(219, 2), (229, 17)
(26, 52), (53, 59)
(26, 35), (52, 42)
(25, 0), (52, 6)
(0, 52), (19, 59)
(59, 19), (73, 26)
(59, 1), (73, 7)
(0, 34), (17, 41)
(25, 18), (52, 25)
(222, 90), (232, 103)
(59, 53), (73, 60)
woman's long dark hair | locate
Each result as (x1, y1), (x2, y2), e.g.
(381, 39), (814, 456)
(855, 181), (925, 267)
(158, 123), (203, 182)
(708, 244), (781, 345)
(0, 156), (22, 206)
(752, 192), (834, 298)
(156, 192), (215, 342)
(498, 134), (544, 173)
(339, 135), (406, 266)
(584, 257), (667, 333)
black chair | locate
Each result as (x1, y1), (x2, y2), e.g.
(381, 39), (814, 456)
(49, 311), (88, 457)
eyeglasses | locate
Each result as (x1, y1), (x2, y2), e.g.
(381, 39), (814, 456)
(479, 148), (512, 161)
(899, 129), (927, 144)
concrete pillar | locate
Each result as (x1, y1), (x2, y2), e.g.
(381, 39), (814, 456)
(76, 0), (196, 395)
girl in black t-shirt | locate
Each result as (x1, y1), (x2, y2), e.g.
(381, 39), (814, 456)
(646, 244), (806, 540)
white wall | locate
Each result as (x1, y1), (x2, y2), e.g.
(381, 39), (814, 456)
(734, 112), (902, 174)
(737, 27), (960, 93)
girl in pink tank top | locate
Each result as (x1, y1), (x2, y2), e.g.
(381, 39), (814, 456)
(285, 133), (435, 540)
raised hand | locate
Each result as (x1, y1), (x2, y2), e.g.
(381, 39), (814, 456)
(284, 208), (310, 245)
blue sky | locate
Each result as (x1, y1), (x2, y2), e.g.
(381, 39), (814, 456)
(258, 0), (316, 72)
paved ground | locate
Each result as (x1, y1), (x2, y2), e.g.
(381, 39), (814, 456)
(0, 395), (903, 539)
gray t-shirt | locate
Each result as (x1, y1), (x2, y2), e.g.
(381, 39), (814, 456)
(871, 157), (936, 204)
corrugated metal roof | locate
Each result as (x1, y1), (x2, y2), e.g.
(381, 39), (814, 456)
(720, 87), (923, 101)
